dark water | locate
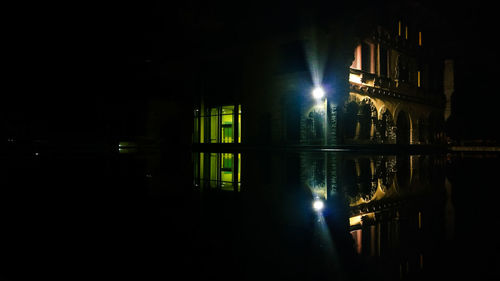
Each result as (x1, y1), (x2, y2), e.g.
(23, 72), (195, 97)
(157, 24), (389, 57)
(1, 148), (499, 280)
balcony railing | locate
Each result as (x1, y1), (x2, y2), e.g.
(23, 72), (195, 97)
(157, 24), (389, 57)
(349, 68), (442, 106)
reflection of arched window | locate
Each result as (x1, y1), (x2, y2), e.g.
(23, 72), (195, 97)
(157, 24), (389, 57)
(418, 117), (427, 143)
(308, 156), (326, 196)
(342, 159), (358, 198)
(429, 156), (444, 187)
(396, 155), (410, 190)
(418, 155), (430, 184)
(428, 113), (444, 144)
(357, 158), (375, 200)
(376, 156), (396, 192)
(396, 111), (410, 144)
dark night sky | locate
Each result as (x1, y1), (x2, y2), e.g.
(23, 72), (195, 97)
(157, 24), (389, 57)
(4, 1), (499, 142)
(434, 2), (500, 141)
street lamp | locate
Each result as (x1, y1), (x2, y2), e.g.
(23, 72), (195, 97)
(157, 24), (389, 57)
(311, 86), (328, 145)
(312, 86), (325, 100)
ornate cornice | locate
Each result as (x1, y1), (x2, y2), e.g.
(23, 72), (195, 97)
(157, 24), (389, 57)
(349, 82), (442, 108)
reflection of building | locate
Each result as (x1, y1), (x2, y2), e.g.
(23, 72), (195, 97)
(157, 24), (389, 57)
(345, 153), (446, 279)
(192, 149), (446, 280)
(194, 152), (241, 191)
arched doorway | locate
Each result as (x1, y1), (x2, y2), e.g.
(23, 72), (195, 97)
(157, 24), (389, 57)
(418, 117), (427, 144)
(357, 99), (377, 142)
(343, 101), (358, 142)
(378, 108), (396, 144)
(396, 154), (411, 191)
(396, 111), (410, 145)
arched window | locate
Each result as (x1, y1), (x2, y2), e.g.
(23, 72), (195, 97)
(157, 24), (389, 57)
(378, 108), (396, 144)
(343, 102), (358, 141)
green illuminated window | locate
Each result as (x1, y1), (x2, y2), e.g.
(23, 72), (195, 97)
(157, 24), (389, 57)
(210, 108), (219, 143)
(194, 104), (242, 144)
(221, 106), (234, 143)
(238, 105), (241, 143)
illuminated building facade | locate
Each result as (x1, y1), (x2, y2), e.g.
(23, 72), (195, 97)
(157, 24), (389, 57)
(192, 3), (445, 190)
(345, 20), (445, 145)
(192, 6), (444, 147)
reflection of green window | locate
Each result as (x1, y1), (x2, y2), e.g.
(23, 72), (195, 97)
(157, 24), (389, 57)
(221, 153), (233, 190)
(210, 153), (219, 188)
(193, 104), (241, 144)
(221, 106), (234, 143)
(222, 125), (232, 141)
(194, 152), (241, 192)
(222, 153), (232, 170)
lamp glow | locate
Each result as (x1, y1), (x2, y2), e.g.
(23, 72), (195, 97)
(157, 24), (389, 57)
(313, 199), (324, 211)
(312, 87), (325, 99)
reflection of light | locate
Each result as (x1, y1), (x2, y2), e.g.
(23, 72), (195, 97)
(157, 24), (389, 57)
(312, 87), (325, 99)
(349, 215), (363, 226)
(118, 141), (137, 153)
(119, 141), (136, 147)
(312, 203), (342, 278)
(118, 141), (138, 154)
(349, 212), (375, 226)
(313, 199), (324, 211)
(418, 211), (422, 229)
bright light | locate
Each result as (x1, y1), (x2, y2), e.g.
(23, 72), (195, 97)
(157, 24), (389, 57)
(312, 87), (325, 99)
(349, 215), (362, 226)
(349, 73), (362, 84)
(313, 199), (324, 211)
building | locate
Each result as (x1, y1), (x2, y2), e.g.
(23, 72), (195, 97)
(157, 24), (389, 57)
(192, 2), (445, 146)
(191, 2), (445, 191)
